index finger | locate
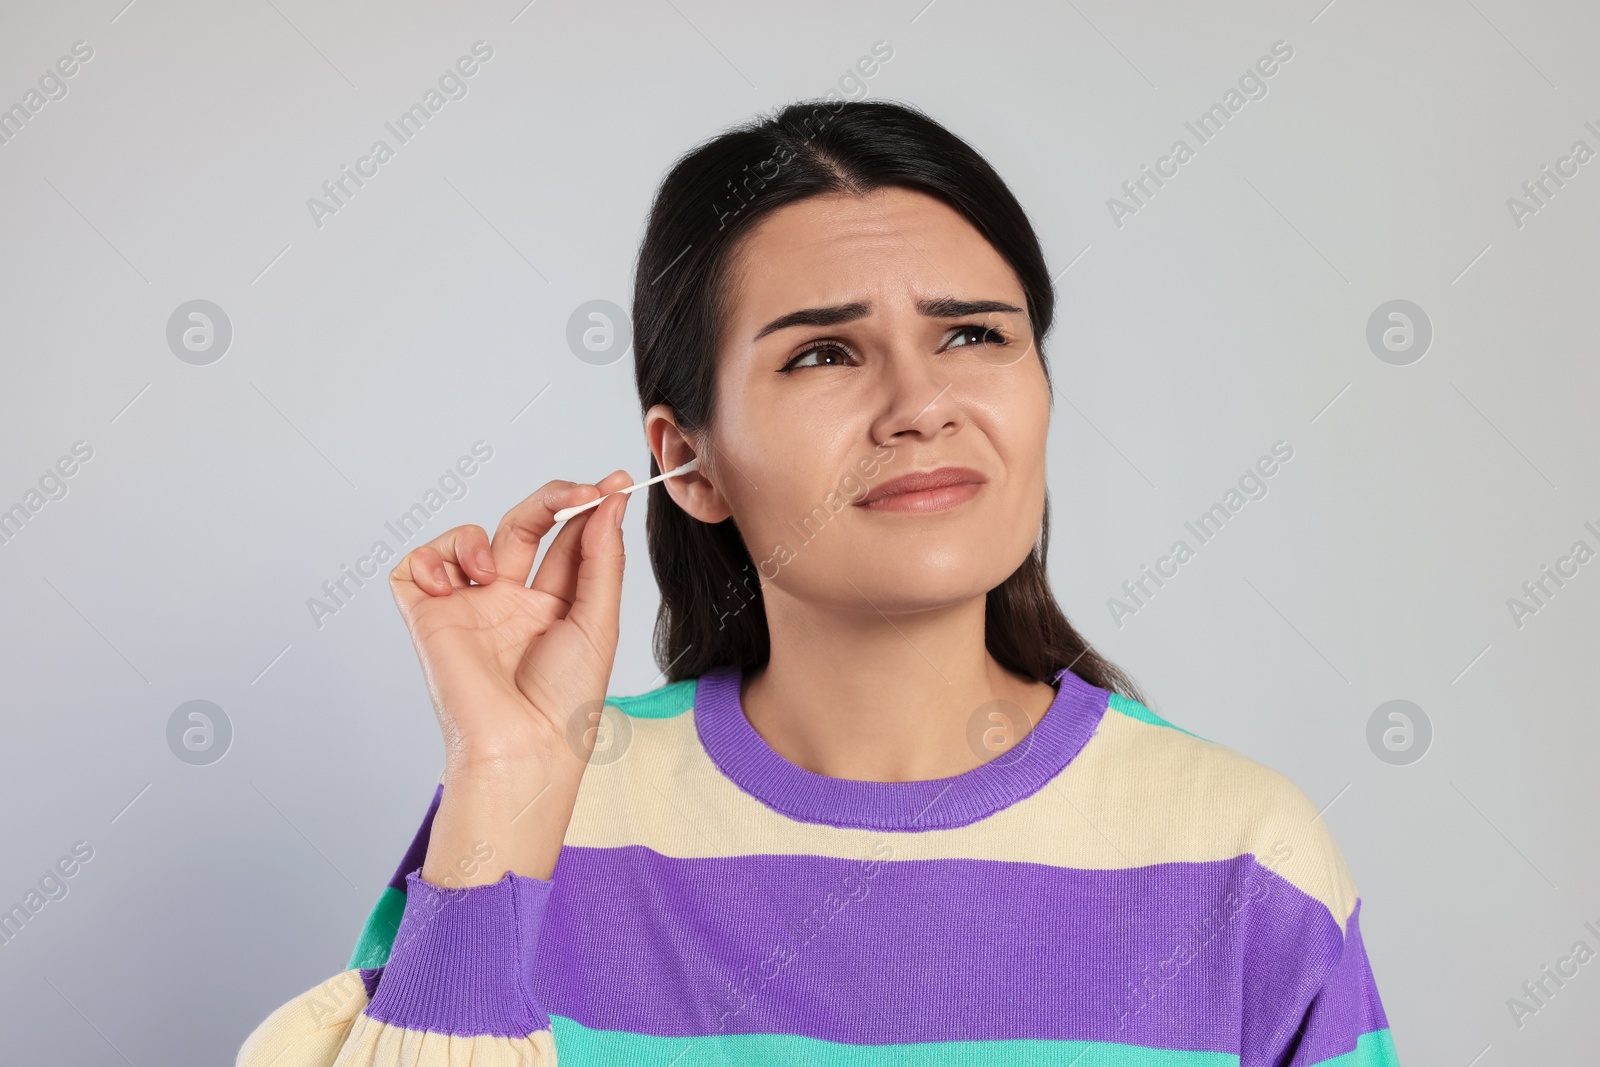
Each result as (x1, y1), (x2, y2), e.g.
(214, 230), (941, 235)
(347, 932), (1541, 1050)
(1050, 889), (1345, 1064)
(489, 480), (594, 586)
(492, 472), (636, 586)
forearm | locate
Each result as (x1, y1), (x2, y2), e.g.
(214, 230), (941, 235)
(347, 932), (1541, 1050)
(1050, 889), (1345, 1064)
(422, 756), (584, 886)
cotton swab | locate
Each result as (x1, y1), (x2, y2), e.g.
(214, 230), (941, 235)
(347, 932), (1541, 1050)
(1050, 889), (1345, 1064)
(553, 457), (700, 523)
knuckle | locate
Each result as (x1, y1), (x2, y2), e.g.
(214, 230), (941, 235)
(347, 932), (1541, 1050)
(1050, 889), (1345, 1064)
(535, 480), (577, 506)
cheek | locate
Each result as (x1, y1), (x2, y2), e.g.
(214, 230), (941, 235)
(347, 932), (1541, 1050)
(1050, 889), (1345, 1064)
(969, 365), (1050, 466)
(715, 405), (855, 534)
(716, 364), (869, 480)
(970, 370), (1050, 530)
(995, 442), (1048, 551)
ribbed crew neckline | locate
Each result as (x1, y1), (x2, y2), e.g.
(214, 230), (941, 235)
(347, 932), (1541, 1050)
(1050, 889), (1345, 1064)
(692, 664), (1110, 832)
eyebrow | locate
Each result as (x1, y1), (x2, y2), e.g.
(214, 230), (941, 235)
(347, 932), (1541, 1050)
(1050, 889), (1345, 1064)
(752, 297), (1025, 341)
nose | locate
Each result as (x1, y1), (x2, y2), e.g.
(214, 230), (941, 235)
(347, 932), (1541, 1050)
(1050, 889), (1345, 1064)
(867, 342), (963, 446)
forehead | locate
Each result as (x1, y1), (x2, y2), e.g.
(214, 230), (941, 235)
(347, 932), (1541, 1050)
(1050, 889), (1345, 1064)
(723, 187), (1023, 332)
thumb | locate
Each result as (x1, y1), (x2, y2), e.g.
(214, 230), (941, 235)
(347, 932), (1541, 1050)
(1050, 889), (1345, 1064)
(565, 487), (629, 656)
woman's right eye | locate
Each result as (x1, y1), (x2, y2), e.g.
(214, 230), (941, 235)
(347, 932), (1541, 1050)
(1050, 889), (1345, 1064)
(781, 341), (856, 372)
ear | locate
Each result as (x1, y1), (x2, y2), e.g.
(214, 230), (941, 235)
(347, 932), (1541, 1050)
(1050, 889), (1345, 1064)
(644, 403), (732, 524)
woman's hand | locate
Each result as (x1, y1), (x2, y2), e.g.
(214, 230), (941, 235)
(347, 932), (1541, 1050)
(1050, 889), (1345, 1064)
(389, 470), (635, 885)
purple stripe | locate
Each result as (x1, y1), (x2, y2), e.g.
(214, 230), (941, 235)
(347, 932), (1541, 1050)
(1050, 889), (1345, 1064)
(694, 664), (1110, 831)
(387, 784), (444, 893)
(533, 845), (1352, 1052)
(1284, 901), (1390, 1067)
(365, 869), (554, 1038)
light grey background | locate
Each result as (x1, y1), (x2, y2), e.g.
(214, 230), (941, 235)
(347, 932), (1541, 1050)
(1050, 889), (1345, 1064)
(1, 0), (1595, 1063)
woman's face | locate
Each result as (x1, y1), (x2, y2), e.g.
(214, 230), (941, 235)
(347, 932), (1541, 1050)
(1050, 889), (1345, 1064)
(654, 185), (1051, 616)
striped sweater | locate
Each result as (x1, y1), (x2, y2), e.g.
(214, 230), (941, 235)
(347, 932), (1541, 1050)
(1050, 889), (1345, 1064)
(238, 664), (1399, 1066)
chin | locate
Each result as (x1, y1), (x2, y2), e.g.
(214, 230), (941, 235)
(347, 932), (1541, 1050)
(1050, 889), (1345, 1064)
(836, 558), (1005, 605)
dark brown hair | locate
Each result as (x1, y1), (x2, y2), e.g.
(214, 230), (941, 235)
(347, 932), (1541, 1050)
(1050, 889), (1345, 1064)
(630, 98), (1145, 704)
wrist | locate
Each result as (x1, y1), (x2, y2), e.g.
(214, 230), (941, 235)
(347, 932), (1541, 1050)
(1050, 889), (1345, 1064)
(427, 763), (579, 886)
(443, 719), (586, 783)
(442, 746), (580, 791)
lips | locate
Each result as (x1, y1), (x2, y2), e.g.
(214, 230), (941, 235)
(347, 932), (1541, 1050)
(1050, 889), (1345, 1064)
(857, 466), (986, 506)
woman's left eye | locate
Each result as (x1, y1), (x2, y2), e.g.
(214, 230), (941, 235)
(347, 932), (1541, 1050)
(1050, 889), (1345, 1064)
(946, 325), (1006, 349)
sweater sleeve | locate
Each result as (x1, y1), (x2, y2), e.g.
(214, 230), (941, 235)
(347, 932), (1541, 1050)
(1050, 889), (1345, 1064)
(1272, 897), (1400, 1067)
(1227, 770), (1401, 1067)
(236, 784), (559, 1066)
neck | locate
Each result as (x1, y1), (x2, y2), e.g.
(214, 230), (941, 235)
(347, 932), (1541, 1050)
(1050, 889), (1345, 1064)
(740, 588), (1058, 782)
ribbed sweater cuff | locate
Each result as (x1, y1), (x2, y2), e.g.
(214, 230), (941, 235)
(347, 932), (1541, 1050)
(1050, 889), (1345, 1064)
(362, 867), (553, 1038)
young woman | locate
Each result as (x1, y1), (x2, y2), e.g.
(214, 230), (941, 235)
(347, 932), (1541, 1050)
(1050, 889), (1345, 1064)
(239, 100), (1399, 1066)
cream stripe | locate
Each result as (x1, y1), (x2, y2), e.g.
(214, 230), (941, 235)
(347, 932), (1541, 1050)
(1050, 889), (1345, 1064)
(566, 707), (1359, 924)
(234, 968), (557, 1066)
(336, 1013), (555, 1065)
(235, 969), (366, 1066)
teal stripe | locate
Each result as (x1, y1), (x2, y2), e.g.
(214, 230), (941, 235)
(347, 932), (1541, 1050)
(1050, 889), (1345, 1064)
(1307, 1029), (1400, 1067)
(347, 885), (406, 970)
(550, 1015), (1238, 1066)
(606, 676), (697, 719)
(607, 680), (1197, 736)
(1107, 692), (1207, 741)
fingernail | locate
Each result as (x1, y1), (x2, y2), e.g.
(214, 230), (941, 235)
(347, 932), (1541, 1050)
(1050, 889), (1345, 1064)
(476, 547), (496, 574)
(614, 494), (628, 528)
